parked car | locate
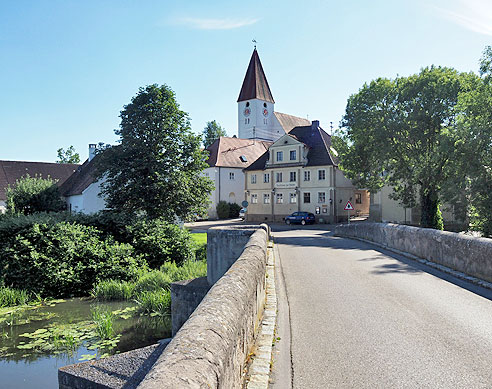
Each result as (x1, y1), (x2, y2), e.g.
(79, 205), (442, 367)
(239, 208), (247, 220)
(285, 212), (315, 225)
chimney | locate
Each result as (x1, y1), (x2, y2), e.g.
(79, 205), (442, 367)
(311, 120), (319, 130)
(88, 144), (97, 161)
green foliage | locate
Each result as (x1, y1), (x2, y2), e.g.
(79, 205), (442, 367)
(95, 84), (214, 222)
(192, 233), (207, 262)
(135, 290), (171, 315)
(134, 270), (172, 294)
(0, 215), (144, 297)
(339, 67), (476, 229)
(127, 218), (196, 268)
(91, 307), (115, 340)
(6, 175), (66, 215)
(56, 146), (80, 164)
(203, 120), (227, 148)
(216, 200), (230, 219)
(0, 287), (30, 307)
(160, 259), (207, 282)
(92, 280), (135, 301)
(228, 202), (241, 218)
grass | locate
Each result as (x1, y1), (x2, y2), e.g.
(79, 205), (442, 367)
(0, 287), (31, 307)
(135, 289), (171, 315)
(92, 280), (135, 300)
(91, 307), (115, 340)
(191, 232), (207, 247)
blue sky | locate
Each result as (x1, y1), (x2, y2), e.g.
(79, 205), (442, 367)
(1, 0), (491, 162)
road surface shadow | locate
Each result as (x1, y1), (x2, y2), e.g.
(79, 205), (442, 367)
(273, 233), (492, 301)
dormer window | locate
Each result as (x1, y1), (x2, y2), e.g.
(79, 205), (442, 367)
(240, 155), (247, 162)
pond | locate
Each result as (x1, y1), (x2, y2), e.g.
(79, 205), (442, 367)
(0, 298), (171, 388)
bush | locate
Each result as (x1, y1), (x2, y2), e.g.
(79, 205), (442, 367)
(228, 202), (241, 218)
(127, 218), (195, 268)
(216, 201), (229, 219)
(6, 174), (66, 215)
(0, 216), (144, 297)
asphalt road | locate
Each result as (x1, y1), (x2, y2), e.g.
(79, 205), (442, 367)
(270, 228), (492, 389)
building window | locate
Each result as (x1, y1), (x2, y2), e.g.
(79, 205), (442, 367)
(304, 171), (310, 181)
(251, 194), (258, 204)
(290, 171), (296, 182)
(304, 192), (311, 203)
(251, 174), (257, 184)
(229, 172), (235, 180)
(318, 192), (326, 203)
(355, 193), (362, 204)
(204, 172), (209, 177)
(318, 169), (326, 180)
(290, 150), (296, 160)
(290, 193), (297, 203)
(276, 193), (283, 204)
(277, 151), (283, 161)
(264, 193), (270, 204)
(276, 172), (283, 182)
(264, 173), (270, 183)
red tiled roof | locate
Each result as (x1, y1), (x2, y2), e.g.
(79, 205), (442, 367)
(0, 160), (79, 201)
(237, 49), (275, 103)
(206, 137), (272, 168)
(59, 158), (97, 196)
(274, 112), (311, 133)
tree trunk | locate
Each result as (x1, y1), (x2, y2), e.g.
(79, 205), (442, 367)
(420, 187), (444, 230)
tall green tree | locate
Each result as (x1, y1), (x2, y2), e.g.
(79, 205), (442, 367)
(202, 120), (227, 148)
(95, 84), (213, 221)
(6, 175), (66, 215)
(338, 67), (474, 229)
(56, 146), (80, 164)
(451, 47), (492, 236)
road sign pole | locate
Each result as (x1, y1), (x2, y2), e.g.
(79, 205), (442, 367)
(348, 209), (350, 225)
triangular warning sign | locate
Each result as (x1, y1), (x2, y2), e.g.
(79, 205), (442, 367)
(344, 200), (354, 211)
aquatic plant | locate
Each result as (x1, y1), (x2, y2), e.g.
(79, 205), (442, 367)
(0, 287), (30, 307)
(91, 307), (115, 340)
(92, 280), (135, 301)
(135, 289), (171, 315)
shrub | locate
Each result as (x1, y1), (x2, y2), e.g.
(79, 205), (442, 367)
(0, 216), (144, 297)
(228, 202), (241, 218)
(127, 218), (195, 268)
(0, 287), (30, 307)
(92, 280), (135, 301)
(216, 201), (229, 219)
(6, 174), (66, 215)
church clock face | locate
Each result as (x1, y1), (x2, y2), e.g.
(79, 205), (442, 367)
(263, 108), (269, 117)
(244, 107), (251, 117)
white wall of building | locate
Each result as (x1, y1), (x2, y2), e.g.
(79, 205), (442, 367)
(0, 201), (6, 213)
(66, 180), (106, 214)
(238, 99), (284, 141)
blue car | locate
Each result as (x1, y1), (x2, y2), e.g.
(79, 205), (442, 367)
(285, 212), (315, 225)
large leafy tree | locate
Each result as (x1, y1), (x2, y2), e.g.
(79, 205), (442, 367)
(338, 66), (474, 229)
(6, 175), (66, 215)
(56, 146), (80, 164)
(95, 84), (213, 221)
(202, 120), (227, 148)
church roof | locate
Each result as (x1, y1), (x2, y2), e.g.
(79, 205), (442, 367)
(206, 137), (272, 168)
(0, 160), (79, 201)
(237, 49), (275, 103)
(274, 112), (311, 133)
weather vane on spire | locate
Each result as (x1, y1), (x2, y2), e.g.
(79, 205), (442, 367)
(252, 39), (257, 49)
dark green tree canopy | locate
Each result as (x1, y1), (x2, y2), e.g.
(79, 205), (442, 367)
(338, 66), (476, 229)
(56, 146), (80, 164)
(95, 84), (213, 221)
(202, 120), (227, 148)
(6, 174), (66, 215)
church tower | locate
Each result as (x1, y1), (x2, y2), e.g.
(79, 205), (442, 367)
(237, 49), (276, 141)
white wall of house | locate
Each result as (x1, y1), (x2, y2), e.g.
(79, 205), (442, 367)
(203, 166), (246, 219)
(66, 180), (106, 214)
(0, 201), (5, 213)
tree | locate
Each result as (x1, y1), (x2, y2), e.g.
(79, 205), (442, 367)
(338, 67), (474, 229)
(95, 84), (214, 221)
(202, 120), (227, 148)
(6, 174), (66, 215)
(56, 146), (80, 164)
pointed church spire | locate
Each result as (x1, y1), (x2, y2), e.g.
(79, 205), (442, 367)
(237, 49), (275, 103)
